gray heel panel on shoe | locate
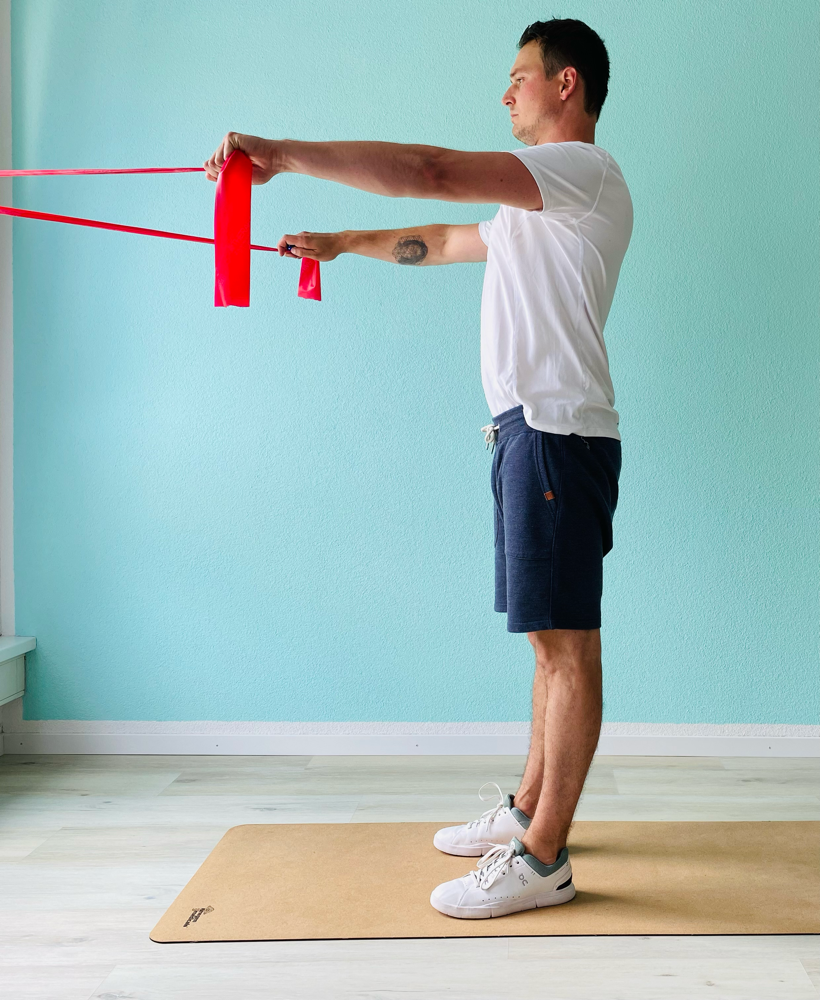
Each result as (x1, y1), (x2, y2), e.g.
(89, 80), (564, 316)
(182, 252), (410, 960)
(505, 793), (532, 830)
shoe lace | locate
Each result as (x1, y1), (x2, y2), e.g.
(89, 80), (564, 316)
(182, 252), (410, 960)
(465, 780), (506, 831)
(473, 841), (516, 890)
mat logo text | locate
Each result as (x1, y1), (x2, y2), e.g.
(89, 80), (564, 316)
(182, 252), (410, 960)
(184, 905), (214, 927)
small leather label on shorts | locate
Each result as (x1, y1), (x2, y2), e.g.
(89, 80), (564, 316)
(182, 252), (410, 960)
(544, 491), (555, 501)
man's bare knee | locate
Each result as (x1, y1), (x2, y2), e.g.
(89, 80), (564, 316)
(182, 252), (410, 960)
(528, 628), (602, 675)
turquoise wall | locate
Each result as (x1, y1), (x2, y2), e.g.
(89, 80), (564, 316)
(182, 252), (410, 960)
(10, 0), (818, 724)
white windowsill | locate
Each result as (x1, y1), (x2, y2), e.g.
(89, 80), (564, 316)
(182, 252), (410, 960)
(0, 635), (35, 663)
(0, 635), (34, 708)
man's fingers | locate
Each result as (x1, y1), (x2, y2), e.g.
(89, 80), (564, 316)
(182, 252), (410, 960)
(202, 133), (241, 182)
(277, 235), (298, 257)
(219, 132), (241, 167)
(278, 234), (318, 257)
(203, 151), (221, 181)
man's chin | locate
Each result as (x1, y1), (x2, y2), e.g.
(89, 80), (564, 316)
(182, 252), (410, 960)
(512, 123), (535, 145)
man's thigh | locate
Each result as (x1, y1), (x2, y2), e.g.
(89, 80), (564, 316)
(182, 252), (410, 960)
(494, 430), (620, 631)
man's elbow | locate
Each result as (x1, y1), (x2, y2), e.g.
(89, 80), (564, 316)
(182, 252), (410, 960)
(423, 149), (484, 203)
(423, 148), (455, 201)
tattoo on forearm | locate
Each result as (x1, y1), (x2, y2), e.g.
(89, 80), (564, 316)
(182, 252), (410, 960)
(392, 235), (428, 265)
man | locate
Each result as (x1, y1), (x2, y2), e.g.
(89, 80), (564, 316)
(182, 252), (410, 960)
(205, 17), (632, 919)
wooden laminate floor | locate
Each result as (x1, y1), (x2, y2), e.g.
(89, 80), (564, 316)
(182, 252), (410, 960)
(0, 753), (818, 999)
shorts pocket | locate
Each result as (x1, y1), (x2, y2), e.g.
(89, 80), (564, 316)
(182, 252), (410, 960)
(533, 432), (558, 505)
(500, 432), (559, 559)
(491, 450), (502, 547)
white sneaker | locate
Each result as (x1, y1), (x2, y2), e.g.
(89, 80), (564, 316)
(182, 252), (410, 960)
(433, 782), (531, 856)
(430, 837), (575, 919)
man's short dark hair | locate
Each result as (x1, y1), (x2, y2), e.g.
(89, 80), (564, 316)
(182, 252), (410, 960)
(518, 18), (610, 120)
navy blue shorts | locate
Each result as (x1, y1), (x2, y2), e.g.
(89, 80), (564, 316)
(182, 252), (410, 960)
(490, 405), (622, 632)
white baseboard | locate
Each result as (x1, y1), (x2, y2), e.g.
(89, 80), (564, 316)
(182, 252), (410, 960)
(0, 713), (817, 757)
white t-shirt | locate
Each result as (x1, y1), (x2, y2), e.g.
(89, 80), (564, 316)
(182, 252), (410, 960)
(478, 140), (633, 440)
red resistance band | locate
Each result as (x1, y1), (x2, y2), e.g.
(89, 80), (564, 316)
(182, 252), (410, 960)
(0, 154), (322, 304)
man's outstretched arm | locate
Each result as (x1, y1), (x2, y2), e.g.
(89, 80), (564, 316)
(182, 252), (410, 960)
(276, 223), (488, 266)
(203, 133), (542, 211)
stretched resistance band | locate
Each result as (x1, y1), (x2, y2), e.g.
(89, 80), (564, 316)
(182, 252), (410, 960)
(0, 151), (321, 305)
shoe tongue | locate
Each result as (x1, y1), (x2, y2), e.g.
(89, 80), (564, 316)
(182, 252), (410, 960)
(503, 793), (515, 810)
(510, 837), (526, 856)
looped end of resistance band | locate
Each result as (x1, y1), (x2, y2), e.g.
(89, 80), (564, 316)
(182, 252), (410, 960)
(214, 150), (252, 307)
(213, 149), (321, 306)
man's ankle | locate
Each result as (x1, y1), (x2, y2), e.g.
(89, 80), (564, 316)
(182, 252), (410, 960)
(521, 835), (564, 867)
(512, 790), (538, 819)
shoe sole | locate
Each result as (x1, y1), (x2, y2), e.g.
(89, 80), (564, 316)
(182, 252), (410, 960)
(432, 833), (505, 857)
(431, 883), (576, 919)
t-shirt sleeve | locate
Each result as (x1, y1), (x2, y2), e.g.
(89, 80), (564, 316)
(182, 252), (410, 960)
(478, 217), (494, 246)
(510, 144), (608, 217)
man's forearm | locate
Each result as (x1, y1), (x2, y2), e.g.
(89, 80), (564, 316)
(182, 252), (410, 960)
(279, 140), (444, 200)
(343, 225), (449, 266)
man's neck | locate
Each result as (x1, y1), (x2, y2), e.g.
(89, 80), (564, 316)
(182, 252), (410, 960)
(533, 123), (596, 146)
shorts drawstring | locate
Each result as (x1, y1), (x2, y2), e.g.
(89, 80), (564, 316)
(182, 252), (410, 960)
(481, 423), (500, 453)
(482, 419), (592, 453)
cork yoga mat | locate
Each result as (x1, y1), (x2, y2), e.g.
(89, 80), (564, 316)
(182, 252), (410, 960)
(150, 821), (819, 941)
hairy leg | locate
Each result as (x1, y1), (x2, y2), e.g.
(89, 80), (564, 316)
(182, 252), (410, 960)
(520, 628), (603, 865)
(513, 660), (547, 818)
